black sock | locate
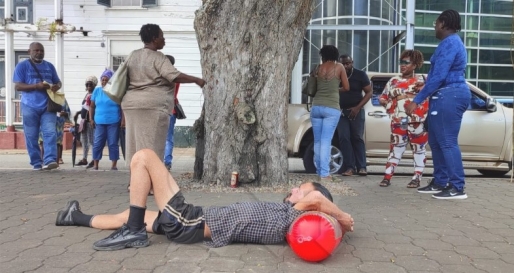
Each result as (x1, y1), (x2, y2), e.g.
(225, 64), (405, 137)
(71, 210), (93, 227)
(127, 205), (146, 232)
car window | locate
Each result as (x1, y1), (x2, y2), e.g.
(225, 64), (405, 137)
(370, 77), (391, 106)
(468, 93), (486, 110)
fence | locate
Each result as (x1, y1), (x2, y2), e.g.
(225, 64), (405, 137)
(0, 99), (23, 125)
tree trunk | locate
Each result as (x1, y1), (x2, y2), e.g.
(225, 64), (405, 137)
(193, 0), (314, 186)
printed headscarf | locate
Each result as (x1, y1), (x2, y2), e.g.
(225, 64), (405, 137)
(100, 69), (114, 80)
(85, 75), (98, 87)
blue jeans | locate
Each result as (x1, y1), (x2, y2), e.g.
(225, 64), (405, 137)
(428, 87), (470, 191)
(22, 103), (57, 167)
(164, 115), (177, 166)
(92, 123), (120, 161)
(310, 106), (341, 177)
(336, 108), (367, 172)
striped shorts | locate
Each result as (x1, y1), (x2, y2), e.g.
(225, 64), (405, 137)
(152, 191), (205, 244)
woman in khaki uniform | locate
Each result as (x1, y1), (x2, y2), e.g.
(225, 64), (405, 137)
(122, 24), (205, 177)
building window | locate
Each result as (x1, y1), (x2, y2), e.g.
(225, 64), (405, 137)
(112, 56), (127, 72)
(97, 0), (158, 8)
(0, 0), (33, 24)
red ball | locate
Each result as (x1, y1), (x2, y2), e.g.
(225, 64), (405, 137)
(286, 211), (343, 262)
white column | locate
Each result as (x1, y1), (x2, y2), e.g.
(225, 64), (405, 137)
(405, 0), (415, 49)
(55, 0), (64, 90)
(4, 0), (15, 129)
(290, 47), (303, 104)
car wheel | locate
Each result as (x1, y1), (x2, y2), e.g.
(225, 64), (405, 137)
(476, 169), (510, 177)
(302, 142), (343, 174)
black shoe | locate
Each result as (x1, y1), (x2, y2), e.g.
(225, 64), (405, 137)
(56, 200), (80, 226)
(76, 159), (88, 166)
(432, 187), (468, 200)
(86, 162), (95, 169)
(417, 179), (449, 194)
(93, 224), (149, 251)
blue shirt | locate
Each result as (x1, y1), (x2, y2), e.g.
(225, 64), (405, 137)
(91, 86), (121, 124)
(13, 59), (61, 109)
(413, 34), (469, 104)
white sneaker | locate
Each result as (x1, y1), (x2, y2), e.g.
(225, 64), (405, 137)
(43, 162), (58, 170)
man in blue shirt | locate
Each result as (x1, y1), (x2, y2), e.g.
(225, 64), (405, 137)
(13, 42), (62, 170)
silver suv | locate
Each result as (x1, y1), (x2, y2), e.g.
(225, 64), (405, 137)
(287, 72), (513, 177)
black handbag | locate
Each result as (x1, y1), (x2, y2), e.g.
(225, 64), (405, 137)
(301, 65), (319, 97)
(174, 103), (186, 120)
(28, 60), (62, 113)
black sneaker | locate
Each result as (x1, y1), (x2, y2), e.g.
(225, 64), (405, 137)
(417, 179), (448, 194)
(86, 162), (95, 169)
(93, 224), (149, 251)
(43, 162), (58, 170)
(56, 200), (80, 226)
(432, 187), (468, 200)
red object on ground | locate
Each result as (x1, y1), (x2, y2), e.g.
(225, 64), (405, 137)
(286, 211), (344, 262)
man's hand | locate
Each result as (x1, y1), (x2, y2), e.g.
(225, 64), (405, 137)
(90, 120), (96, 129)
(336, 211), (354, 232)
(405, 101), (418, 115)
(50, 84), (61, 92)
(347, 106), (360, 120)
(36, 82), (51, 90)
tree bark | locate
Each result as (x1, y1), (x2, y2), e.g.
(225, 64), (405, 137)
(193, 0), (314, 186)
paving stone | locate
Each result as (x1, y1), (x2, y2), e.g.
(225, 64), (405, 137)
(91, 248), (137, 260)
(25, 266), (72, 273)
(240, 247), (283, 265)
(278, 260), (326, 272)
(166, 248), (209, 263)
(209, 244), (249, 257)
(358, 261), (408, 273)
(154, 263), (202, 273)
(120, 254), (167, 269)
(352, 248), (394, 262)
(347, 237), (385, 248)
(199, 257), (245, 272)
(393, 255), (440, 271)
(472, 259), (513, 273)
(481, 242), (514, 254)
(499, 253), (514, 264)
(69, 260), (122, 273)
(384, 243), (426, 256)
(440, 235), (481, 246)
(1, 258), (44, 273)
(454, 246), (500, 259)
(236, 265), (279, 273)
(402, 230), (439, 239)
(424, 250), (472, 265)
(439, 264), (487, 273)
(43, 252), (92, 268)
(375, 234), (413, 244)
(412, 239), (454, 250)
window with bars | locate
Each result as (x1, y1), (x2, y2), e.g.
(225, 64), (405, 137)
(97, 0), (158, 8)
(112, 56), (127, 72)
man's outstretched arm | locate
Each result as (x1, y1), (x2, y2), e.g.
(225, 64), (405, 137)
(293, 191), (354, 232)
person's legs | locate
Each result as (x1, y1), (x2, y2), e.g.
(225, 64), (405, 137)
(80, 123), (90, 161)
(310, 106), (323, 176)
(22, 104), (44, 168)
(106, 123), (120, 169)
(426, 94), (449, 187)
(319, 107), (341, 178)
(382, 122), (408, 185)
(350, 108), (367, 172)
(336, 114), (355, 174)
(407, 122), (428, 187)
(40, 110), (58, 167)
(432, 88), (470, 193)
(163, 115), (177, 169)
(92, 123), (107, 169)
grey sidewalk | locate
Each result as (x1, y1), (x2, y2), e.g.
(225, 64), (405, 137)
(0, 151), (513, 273)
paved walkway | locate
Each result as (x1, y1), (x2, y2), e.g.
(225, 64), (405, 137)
(0, 150), (513, 273)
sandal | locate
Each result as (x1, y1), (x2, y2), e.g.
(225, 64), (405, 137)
(58, 159), (64, 164)
(379, 179), (391, 187)
(342, 169), (354, 176)
(358, 169), (367, 176)
(407, 178), (421, 188)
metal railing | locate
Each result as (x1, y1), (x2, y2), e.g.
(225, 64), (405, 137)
(0, 99), (23, 125)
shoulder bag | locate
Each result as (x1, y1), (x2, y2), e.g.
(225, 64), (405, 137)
(174, 103), (186, 119)
(28, 60), (63, 113)
(103, 53), (132, 105)
(302, 65), (319, 97)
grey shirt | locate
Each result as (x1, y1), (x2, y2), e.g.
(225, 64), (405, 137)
(203, 202), (304, 248)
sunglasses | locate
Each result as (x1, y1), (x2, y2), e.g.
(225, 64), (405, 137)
(399, 60), (412, 65)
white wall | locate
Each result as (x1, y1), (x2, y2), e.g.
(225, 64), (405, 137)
(1, 0), (204, 126)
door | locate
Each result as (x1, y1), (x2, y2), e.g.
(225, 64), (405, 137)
(364, 76), (393, 157)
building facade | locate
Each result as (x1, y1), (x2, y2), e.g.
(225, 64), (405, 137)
(303, 0), (513, 96)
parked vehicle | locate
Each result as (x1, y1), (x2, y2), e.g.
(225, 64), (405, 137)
(287, 72), (513, 177)
(494, 96), (513, 109)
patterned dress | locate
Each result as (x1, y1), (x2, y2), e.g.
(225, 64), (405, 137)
(380, 75), (429, 181)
